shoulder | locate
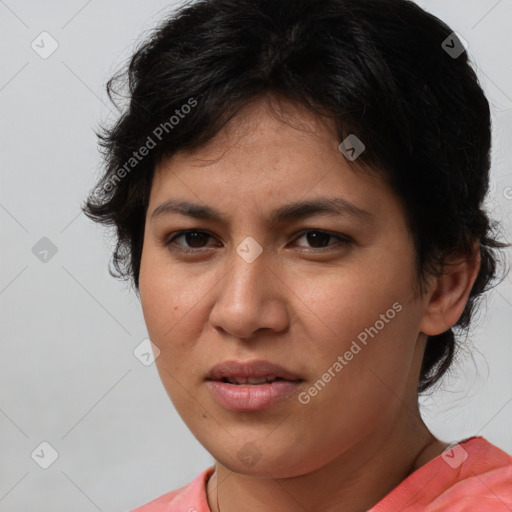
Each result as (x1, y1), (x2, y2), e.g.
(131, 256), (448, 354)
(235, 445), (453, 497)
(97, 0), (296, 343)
(430, 437), (512, 511)
(371, 437), (512, 512)
(130, 466), (216, 512)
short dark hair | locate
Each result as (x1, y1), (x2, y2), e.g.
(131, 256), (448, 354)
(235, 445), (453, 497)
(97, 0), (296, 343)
(83, 0), (509, 393)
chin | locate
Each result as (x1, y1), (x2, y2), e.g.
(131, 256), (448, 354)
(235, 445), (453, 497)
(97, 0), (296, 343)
(207, 440), (323, 479)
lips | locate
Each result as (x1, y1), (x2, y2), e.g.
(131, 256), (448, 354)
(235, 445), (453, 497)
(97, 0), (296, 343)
(206, 359), (302, 383)
(220, 376), (282, 385)
(205, 359), (304, 411)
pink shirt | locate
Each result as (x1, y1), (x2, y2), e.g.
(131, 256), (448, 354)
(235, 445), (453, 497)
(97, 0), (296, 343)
(131, 437), (512, 511)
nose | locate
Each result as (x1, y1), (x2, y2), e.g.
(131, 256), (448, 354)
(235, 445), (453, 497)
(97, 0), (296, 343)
(209, 241), (290, 340)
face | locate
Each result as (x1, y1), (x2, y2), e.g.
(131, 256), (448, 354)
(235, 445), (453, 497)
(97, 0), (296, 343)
(138, 96), (430, 478)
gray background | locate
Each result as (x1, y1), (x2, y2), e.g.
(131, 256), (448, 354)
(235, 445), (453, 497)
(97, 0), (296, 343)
(1, 0), (511, 511)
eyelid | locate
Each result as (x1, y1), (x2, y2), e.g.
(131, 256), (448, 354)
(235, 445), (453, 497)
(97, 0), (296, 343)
(162, 228), (353, 252)
(163, 229), (219, 250)
(294, 229), (353, 246)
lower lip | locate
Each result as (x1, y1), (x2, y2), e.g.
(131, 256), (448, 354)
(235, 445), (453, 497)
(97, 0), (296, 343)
(206, 380), (302, 411)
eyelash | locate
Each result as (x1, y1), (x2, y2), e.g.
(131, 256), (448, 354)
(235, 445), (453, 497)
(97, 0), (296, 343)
(162, 229), (353, 254)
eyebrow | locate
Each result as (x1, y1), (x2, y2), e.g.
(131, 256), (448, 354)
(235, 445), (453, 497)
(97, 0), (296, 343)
(151, 197), (374, 225)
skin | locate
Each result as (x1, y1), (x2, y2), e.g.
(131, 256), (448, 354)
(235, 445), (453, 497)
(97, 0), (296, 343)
(138, 95), (480, 512)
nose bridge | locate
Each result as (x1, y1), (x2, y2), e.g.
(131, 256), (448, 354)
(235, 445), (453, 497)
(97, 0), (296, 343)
(210, 235), (288, 338)
(225, 235), (268, 304)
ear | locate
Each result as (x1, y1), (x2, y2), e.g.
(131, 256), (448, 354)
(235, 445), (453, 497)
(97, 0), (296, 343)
(419, 244), (481, 336)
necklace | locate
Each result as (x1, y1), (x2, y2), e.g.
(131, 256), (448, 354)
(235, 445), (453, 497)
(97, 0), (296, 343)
(212, 466), (221, 512)
(216, 483), (220, 512)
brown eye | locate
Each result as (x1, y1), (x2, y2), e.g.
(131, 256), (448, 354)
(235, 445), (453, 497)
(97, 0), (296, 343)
(163, 229), (352, 254)
(294, 230), (352, 250)
(165, 230), (216, 251)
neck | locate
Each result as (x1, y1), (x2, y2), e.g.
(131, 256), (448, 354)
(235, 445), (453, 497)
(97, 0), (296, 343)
(206, 409), (443, 512)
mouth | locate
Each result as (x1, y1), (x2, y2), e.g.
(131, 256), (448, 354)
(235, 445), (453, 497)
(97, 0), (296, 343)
(216, 376), (289, 385)
(206, 359), (302, 382)
(206, 360), (304, 411)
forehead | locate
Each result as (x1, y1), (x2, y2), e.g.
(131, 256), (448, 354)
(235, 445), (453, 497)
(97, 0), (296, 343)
(148, 96), (401, 226)
(157, 95), (340, 172)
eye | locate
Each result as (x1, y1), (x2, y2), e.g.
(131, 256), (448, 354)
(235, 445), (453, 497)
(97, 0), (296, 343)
(163, 229), (352, 253)
(293, 230), (352, 251)
(164, 230), (218, 251)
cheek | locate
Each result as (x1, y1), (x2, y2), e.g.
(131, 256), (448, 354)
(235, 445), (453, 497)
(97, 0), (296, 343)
(139, 265), (202, 404)
(291, 258), (412, 344)
(138, 249), (212, 395)
(293, 255), (420, 396)
(139, 246), (201, 342)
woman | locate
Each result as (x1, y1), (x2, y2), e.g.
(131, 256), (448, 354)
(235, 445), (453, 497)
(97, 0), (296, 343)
(83, 0), (512, 510)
